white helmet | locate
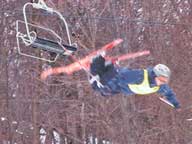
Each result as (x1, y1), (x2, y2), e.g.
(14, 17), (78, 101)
(153, 64), (171, 78)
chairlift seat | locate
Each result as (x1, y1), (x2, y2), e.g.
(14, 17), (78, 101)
(31, 37), (77, 56)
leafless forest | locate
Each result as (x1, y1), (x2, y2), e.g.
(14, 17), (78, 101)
(1, 0), (192, 143)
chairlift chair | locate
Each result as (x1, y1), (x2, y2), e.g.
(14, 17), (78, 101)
(16, 0), (77, 62)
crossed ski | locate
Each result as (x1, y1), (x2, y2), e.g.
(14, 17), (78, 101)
(40, 39), (150, 80)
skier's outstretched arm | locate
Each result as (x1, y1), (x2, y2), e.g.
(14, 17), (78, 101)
(158, 84), (181, 109)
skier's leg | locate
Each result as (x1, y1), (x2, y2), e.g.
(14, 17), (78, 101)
(100, 61), (117, 84)
(90, 55), (106, 76)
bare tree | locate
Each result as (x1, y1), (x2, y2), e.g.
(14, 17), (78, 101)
(1, 0), (192, 144)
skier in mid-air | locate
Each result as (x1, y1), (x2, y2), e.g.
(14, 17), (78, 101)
(89, 54), (181, 109)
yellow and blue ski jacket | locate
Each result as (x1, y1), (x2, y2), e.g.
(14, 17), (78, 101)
(91, 66), (180, 109)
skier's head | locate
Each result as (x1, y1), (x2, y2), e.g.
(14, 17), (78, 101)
(153, 64), (171, 85)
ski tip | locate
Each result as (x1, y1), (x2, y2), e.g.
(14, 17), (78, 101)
(114, 39), (123, 45)
(107, 39), (123, 49)
(40, 68), (53, 80)
(186, 118), (192, 121)
(40, 72), (48, 80)
(143, 50), (150, 54)
(139, 50), (150, 56)
(102, 38), (123, 51)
